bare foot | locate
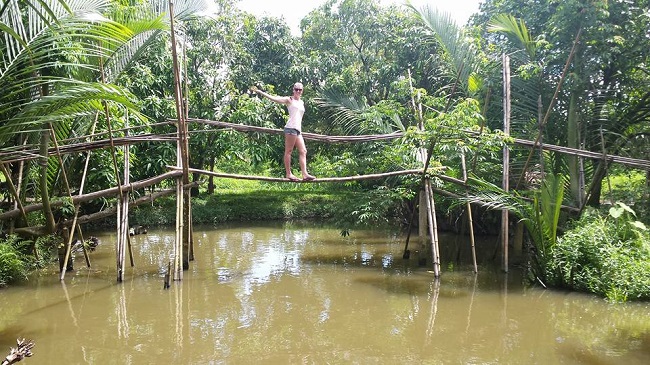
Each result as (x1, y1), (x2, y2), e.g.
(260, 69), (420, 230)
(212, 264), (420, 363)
(287, 175), (300, 182)
(302, 174), (316, 181)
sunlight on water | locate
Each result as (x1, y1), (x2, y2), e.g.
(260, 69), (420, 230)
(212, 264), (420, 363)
(1, 221), (649, 364)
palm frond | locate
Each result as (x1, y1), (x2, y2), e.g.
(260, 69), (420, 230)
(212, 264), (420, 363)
(463, 176), (529, 216)
(0, 0), (111, 76)
(0, 82), (139, 143)
(313, 87), (368, 135)
(539, 173), (566, 247)
(406, 2), (480, 89)
(103, 0), (217, 81)
(487, 14), (536, 60)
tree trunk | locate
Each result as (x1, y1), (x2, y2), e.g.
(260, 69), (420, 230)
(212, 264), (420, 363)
(585, 160), (607, 207)
(207, 157), (215, 195)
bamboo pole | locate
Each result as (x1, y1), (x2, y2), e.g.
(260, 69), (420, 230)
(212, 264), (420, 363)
(502, 54), (511, 273)
(117, 193), (127, 282)
(169, 0), (186, 280)
(187, 119), (404, 143)
(187, 121), (650, 170)
(0, 171), (182, 220)
(97, 43), (127, 283)
(0, 133), (178, 164)
(124, 117), (134, 268)
(423, 178), (440, 277)
(178, 167), (425, 183)
(409, 70), (430, 260)
(2, 123), (648, 171)
(49, 126), (84, 280)
(178, 26), (193, 269)
(78, 115), (100, 268)
(174, 177), (183, 281)
(461, 153), (478, 273)
(516, 28), (583, 189)
(427, 181), (441, 275)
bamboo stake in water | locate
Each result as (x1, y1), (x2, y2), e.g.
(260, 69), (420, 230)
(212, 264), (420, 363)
(461, 153), (478, 273)
(424, 178), (440, 277)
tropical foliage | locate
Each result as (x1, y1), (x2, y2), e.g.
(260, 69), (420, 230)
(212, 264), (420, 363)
(547, 204), (650, 302)
(0, 0), (648, 300)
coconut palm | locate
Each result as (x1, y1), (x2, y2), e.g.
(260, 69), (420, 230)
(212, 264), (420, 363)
(0, 0), (214, 234)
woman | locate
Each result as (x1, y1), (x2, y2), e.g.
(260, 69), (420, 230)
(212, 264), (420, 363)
(251, 82), (316, 182)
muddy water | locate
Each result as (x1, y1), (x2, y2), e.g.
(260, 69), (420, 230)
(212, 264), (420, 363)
(1, 221), (649, 364)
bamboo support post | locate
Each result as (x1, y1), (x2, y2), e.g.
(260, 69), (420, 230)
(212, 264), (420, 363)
(516, 28), (583, 189)
(49, 126), (91, 279)
(461, 153), (478, 273)
(182, 39), (194, 263)
(401, 194), (419, 259)
(174, 178), (184, 281)
(501, 54), (511, 273)
(424, 178), (440, 277)
(169, 0), (187, 280)
(428, 181), (441, 276)
(124, 121), (135, 268)
(117, 192), (128, 282)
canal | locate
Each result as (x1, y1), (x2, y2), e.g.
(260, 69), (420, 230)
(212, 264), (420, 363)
(1, 221), (648, 364)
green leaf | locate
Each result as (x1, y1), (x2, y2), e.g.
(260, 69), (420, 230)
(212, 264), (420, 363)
(609, 206), (624, 219)
(629, 221), (647, 231)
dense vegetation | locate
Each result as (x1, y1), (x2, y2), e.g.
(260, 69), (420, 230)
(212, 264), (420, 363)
(1, 0), (649, 301)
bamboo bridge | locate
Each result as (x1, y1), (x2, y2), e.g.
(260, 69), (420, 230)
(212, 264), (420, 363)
(2, 12), (649, 285)
(2, 113), (649, 286)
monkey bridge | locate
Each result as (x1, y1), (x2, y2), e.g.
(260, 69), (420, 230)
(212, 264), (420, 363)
(2, 12), (650, 285)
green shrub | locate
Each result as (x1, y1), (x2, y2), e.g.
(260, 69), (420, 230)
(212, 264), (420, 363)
(547, 204), (650, 302)
(605, 170), (649, 222)
(0, 237), (27, 287)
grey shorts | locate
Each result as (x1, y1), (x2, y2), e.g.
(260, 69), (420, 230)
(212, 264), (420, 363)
(284, 127), (301, 135)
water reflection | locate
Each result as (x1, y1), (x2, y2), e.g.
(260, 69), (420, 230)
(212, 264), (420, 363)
(0, 221), (649, 364)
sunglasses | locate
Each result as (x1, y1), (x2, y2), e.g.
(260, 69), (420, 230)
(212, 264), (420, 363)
(293, 88), (303, 91)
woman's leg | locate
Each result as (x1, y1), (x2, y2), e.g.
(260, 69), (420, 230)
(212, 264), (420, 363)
(284, 133), (298, 179)
(295, 135), (314, 179)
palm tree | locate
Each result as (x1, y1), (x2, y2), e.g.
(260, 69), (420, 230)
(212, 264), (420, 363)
(0, 0), (215, 234)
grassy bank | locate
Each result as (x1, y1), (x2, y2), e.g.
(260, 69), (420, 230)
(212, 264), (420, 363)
(129, 190), (364, 227)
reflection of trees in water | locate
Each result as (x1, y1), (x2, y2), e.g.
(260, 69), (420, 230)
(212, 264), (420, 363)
(552, 295), (650, 363)
(38, 225), (650, 363)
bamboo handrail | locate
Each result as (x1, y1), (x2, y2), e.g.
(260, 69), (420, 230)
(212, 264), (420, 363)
(188, 119), (650, 170)
(0, 134), (177, 164)
(11, 184), (197, 236)
(0, 171), (182, 220)
(186, 119), (405, 143)
(2, 123), (648, 171)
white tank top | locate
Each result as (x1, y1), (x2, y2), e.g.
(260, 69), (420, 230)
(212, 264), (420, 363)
(285, 97), (305, 131)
